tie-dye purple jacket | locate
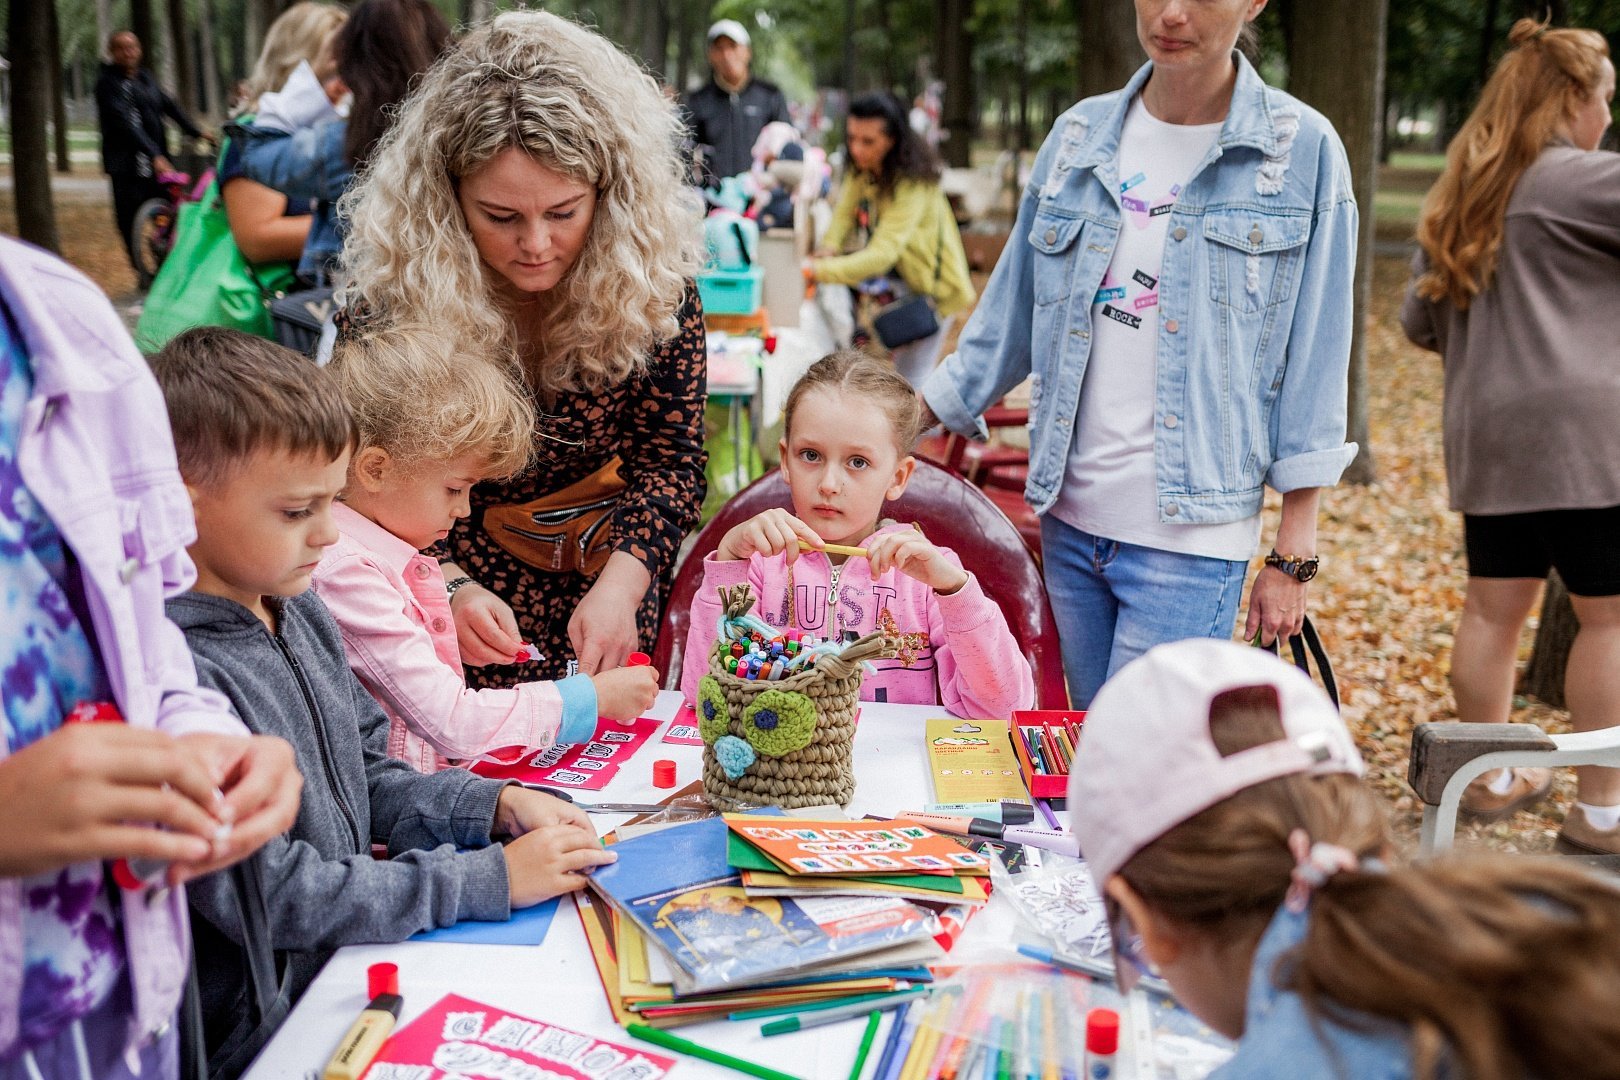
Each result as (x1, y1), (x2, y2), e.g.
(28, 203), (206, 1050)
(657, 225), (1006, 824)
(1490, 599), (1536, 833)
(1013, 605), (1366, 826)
(0, 236), (245, 1060)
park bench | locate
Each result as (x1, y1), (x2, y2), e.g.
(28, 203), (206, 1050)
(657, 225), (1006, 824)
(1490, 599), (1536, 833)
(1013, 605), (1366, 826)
(1409, 721), (1620, 871)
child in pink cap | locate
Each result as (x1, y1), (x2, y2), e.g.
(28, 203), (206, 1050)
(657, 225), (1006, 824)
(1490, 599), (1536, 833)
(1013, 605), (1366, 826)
(1070, 638), (1620, 1079)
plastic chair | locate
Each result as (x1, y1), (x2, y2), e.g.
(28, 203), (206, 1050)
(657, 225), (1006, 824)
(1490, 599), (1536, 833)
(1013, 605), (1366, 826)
(651, 459), (1068, 709)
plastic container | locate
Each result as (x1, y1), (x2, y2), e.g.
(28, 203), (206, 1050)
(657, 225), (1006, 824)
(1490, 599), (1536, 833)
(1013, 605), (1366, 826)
(697, 267), (765, 316)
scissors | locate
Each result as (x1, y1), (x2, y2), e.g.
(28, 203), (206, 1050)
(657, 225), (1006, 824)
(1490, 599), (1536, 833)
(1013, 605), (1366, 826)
(519, 784), (670, 814)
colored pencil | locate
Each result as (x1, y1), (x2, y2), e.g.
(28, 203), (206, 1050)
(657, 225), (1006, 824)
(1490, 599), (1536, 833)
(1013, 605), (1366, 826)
(1035, 798), (1061, 831)
(798, 540), (868, 557)
(625, 1023), (805, 1080)
(760, 989), (930, 1035)
(870, 1002), (914, 1080)
(847, 1010), (883, 1080)
(729, 990), (912, 1022)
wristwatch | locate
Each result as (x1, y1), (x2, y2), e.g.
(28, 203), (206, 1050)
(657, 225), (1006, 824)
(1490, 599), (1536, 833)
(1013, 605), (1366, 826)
(1264, 550), (1319, 583)
(444, 575), (476, 597)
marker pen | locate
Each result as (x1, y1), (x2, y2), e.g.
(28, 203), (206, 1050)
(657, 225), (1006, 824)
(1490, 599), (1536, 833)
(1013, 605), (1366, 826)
(897, 812), (1083, 859)
(322, 965), (403, 1080)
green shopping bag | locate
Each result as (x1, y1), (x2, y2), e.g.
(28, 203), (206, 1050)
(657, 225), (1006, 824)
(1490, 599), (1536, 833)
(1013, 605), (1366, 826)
(134, 140), (298, 352)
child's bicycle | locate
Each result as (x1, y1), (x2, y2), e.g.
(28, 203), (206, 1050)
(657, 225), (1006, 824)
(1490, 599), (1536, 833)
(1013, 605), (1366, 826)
(128, 155), (216, 289)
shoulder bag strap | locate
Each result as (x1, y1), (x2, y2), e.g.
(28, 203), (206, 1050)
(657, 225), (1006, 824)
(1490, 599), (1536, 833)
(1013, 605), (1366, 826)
(1289, 616), (1339, 708)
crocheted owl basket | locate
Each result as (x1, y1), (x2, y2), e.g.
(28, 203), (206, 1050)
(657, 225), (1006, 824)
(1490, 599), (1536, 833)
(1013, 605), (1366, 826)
(696, 583), (896, 809)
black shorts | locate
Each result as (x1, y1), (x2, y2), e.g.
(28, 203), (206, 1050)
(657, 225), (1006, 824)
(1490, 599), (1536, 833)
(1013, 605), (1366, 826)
(1464, 505), (1620, 597)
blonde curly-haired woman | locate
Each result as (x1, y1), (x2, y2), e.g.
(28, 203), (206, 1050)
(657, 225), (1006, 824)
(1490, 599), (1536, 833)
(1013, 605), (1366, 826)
(339, 11), (706, 690)
(1402, 20), (1619, 852)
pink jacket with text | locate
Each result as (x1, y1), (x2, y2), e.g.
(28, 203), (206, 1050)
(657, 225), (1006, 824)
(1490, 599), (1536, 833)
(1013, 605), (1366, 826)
(680, 522), (1034, 718)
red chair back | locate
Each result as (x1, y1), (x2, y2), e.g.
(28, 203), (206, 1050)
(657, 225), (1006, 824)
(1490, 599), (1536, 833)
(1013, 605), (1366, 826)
(652, 459), (1068, 708)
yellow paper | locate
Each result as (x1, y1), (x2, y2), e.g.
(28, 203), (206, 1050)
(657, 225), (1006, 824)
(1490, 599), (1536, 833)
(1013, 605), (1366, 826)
(925, 718), (1031, 803)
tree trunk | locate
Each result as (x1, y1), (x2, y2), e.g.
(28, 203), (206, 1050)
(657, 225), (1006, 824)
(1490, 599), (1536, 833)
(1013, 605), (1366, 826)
(642, 0), (671, 81)
(161, 0), (190, 110)
(1015, 0), (1030, 151)
(1477, 0), (1501, 91)
(10, 0), (63, 253)
(47, 0), (72, 174)
(674, 0), (694, 93)
(131, 0), (157, 69)
(96, 0), (114, 55)
(1524, 573), (1578, 709)
(843, 0), (858, 94)
(936, 0), (975, 167)
(197, 0), (223, 121)
(1288, 0), (1386, 485)
(1077, 0), (1142, 101)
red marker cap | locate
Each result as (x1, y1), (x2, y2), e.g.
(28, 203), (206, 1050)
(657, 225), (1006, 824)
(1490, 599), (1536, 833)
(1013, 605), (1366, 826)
(1085, 1008), (1120, 1055)
(368, 962), (399, 1000)
(652, 759), (678, 788)
(627, 652), (652, 667)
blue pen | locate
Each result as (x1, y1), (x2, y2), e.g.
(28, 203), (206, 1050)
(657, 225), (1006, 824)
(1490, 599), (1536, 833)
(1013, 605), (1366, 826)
(877, 1000), (921, 1080)
(868, 1003), (911, 1080)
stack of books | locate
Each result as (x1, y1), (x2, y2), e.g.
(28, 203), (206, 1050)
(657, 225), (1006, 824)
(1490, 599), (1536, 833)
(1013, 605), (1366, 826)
(580, 813), (992, 1028)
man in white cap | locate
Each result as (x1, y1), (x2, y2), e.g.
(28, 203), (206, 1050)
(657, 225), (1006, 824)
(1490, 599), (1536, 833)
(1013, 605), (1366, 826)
(681, 19), (791, 184)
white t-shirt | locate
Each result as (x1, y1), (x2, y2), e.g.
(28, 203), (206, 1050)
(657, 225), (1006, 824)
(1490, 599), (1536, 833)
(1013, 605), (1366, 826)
(1050, 97), (1261, 562)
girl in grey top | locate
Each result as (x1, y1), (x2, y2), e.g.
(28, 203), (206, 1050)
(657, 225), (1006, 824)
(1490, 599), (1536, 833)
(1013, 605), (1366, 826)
(1400, 18), (1620, 854)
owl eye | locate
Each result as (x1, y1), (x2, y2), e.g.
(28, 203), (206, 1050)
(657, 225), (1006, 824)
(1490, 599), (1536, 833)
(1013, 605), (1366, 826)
(741, 690), (816, 756)
(697, 676), (730, 744)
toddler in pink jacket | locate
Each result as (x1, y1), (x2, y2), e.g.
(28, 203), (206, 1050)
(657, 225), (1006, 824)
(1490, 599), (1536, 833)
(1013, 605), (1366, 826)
(313, 326), (657, 772)
(681, 351), (1034, 718)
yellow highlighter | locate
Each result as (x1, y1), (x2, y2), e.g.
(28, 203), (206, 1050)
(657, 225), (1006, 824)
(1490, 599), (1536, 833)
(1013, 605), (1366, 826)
(322, 987), (402, 1080)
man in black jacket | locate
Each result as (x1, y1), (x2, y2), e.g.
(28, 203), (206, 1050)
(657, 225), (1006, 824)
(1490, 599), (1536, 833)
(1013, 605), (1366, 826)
(680, 19), (792, 185)
(94, 31), (208, 276)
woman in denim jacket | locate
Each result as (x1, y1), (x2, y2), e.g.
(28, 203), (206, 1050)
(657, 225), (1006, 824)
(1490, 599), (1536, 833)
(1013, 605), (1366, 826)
(922, 0), (1357, 706)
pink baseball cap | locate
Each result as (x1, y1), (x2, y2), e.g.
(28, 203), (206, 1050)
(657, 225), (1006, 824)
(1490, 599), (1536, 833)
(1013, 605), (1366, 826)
(1069, 639), (1363, 885)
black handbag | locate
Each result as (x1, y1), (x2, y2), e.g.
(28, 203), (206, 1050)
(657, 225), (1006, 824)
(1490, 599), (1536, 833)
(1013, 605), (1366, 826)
(1260, 616), (1340, 708)
(268, 284), (337, 359)
(180, 856), (293, 1080)
(872, 210), (946, 350)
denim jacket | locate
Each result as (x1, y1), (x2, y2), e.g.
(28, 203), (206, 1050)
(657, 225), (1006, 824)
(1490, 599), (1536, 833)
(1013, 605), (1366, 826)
(228, 119), (351, 283)
(1213, 904), (1417, 1079)
(923, 56), (1358, 525)
(0, 236), (246, 1060)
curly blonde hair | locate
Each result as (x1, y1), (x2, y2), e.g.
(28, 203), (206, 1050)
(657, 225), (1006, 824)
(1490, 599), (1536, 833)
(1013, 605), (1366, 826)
(338, 11), (702, 397)
(237, 2), (346, 115)
(329, 324), (535, 481)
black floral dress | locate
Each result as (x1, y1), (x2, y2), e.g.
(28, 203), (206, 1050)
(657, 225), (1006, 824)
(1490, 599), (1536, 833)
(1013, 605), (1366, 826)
(452, 287), (708, 687)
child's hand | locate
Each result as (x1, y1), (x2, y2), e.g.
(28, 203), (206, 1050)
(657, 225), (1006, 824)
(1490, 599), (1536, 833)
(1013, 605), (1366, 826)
(0, 724), (230, 877)
(495, 785), (592, 837)
(503, 823), (617, 906)
(450, 581), (525, 667)
(866, 531), (969, 595)
(169, 733), (303, 885)
(716, 508), (824, 563)
(592, 665), (660, 723)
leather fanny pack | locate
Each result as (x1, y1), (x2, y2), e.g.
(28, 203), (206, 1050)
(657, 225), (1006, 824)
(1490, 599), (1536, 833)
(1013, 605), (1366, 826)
(484, 456), (625, 575)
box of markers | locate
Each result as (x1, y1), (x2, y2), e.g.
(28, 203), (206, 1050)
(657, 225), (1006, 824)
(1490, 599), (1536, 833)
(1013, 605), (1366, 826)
(1011, 709), (1085, 800)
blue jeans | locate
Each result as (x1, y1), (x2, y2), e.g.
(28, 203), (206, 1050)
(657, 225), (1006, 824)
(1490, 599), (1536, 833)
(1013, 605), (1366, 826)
(1041, 516), (1248, 707)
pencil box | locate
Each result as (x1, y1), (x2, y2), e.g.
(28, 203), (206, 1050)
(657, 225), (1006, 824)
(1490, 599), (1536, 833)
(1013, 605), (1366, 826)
(1011, 709), (1087, 800)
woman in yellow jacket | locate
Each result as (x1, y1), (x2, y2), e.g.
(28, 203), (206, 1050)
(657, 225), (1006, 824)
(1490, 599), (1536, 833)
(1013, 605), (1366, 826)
(809, 92), (975, 387)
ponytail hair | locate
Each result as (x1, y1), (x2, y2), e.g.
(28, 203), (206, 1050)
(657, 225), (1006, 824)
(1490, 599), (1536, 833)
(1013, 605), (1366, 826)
(1120, 687), (1620, 1080)
(1416, 18), (1611, 309)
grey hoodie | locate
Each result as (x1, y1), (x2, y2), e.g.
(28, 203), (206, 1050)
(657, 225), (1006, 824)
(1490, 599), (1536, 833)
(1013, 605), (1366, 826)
(167, 590), (512, 1046)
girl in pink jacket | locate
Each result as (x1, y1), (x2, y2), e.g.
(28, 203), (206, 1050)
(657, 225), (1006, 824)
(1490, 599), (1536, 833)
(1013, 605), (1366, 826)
(681, 351), (1034, 718)
(314, 326), (657, 773)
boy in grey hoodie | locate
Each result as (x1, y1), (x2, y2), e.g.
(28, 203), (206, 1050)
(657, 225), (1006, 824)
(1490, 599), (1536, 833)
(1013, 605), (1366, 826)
(150, 328), (616, 1055)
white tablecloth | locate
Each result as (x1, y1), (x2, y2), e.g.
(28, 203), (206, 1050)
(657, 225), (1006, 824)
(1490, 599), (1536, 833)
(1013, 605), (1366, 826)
(242, 691), (976, 1080)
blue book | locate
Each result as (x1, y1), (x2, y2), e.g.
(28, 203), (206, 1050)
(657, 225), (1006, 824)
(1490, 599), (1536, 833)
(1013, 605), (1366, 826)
(588, 816), (938, 993)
